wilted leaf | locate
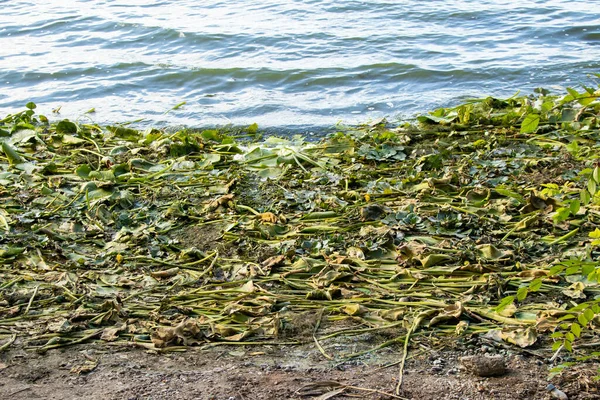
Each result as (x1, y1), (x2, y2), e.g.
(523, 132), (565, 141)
(340, 304), (368, 316)
(499, 327), (537, 348)
(419, 253), (454, 268)
(476, 244), (512, 261)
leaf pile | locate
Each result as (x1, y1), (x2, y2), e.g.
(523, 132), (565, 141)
(0, 86), (599, 371)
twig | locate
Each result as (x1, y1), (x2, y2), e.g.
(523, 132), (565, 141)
(9, 387), (31, 396)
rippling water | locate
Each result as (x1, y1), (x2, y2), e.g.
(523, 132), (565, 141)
(1, 0), (599, 130)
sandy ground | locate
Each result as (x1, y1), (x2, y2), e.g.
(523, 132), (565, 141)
(1, 336), (598, 400)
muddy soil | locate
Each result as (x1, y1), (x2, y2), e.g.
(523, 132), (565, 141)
(1, 337), (598, 400)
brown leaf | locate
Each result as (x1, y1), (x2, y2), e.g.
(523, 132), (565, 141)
(258, 212), (278, 223)
(151, 319), (202, 348)
(499, 327), (537, 348)
(261, 255), (286, 270)
(150, 267), (180, 279)
(70, 359), (98, 374)
(207, 194), (235, 210)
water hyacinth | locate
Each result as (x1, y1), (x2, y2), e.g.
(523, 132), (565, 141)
(0, 84), (599, 388)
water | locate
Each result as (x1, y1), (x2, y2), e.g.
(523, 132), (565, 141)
(1, 0), (599, 131)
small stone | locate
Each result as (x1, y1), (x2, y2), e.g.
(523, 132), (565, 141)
(460, 355), (507, 377)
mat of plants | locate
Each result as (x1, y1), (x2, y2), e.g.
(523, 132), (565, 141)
(1, 81), (599, 398)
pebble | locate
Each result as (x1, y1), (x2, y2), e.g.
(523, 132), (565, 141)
(459, 355), (507, 377)
(547, 384), (568, 400)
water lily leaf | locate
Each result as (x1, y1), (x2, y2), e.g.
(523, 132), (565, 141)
(1, 142), (23, 164)
(429, 301), (463, 326)
(495, 188), (524, 203)
(258, 167), (284, 179)
(419, 253), (453, 268)
(258, 212), (278, 223)
(465, 188), (490, 204)
(15, 162), (35, 174)
(0, 247), (25, 258)
(108, 125), (139, 141)
(340, 304), (368, 316)
(320, 269), (354, 286)
(476, 244), (512, 261)
(306, 288), (342, 300)
(152, 320), (202, 347)
(378, 308), (405, 321)
(60, 135), (86, 145)
(499, 327), (537, 348)
(562, 282), (587, 299)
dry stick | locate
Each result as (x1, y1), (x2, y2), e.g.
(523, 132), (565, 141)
(396, 310), (434, 395)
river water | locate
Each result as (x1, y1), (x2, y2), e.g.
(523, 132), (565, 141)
(1, 0), (599, 131)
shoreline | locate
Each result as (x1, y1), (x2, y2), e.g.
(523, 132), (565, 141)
(1, 84), (600, 398)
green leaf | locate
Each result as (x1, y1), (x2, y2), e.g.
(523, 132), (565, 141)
(75, 164), (92, 179)
(578, 96), (598, 107)
(495, 188), (525, 203)
(588, 179), (597, 196)
(552, 341), (563, 351)
(246, 123), (259, 135)
(564, 340), (573, 352)
(1, 142), (23, 164)
(571, 323), (581, 338)
(551, 332), (564, 339)
(581, 189), (591, 205)
(56, 119), (78, 134)
(589, 228), (600, 239)
(549, 265), (565, 276)
(520, 113), (540, 134)
(25, 102), (37, 110)
(529, 278), (543, 292)
(565, 266), (580, 275)
(517, 286), (528, 301)
(594, 166), (600, 184)
(569, 199), (580, 215)
(552, 207), (571, 224)
(565, 332), (575, 342)
(584, 308), (595, 322)
(495, 296), (515, 312)
(566, 87), (579, 98)
(582, 263), (595, 276)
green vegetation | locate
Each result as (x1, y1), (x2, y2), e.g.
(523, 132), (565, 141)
(1, 80), (599, 388)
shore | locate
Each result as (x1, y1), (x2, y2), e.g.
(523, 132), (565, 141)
(1, 86), (600, 398)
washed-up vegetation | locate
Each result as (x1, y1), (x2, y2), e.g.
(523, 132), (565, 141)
(1, 81), (600, 390)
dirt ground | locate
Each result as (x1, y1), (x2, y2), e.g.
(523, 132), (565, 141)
(1, 336), (598, 400)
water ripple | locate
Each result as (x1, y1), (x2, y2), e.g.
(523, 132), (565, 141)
(0, 0), (599, 130)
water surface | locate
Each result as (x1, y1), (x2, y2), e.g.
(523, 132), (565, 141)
(1, 0), (599, 130)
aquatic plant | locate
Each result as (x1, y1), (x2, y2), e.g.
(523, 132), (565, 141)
(1, 80), (599, 392)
